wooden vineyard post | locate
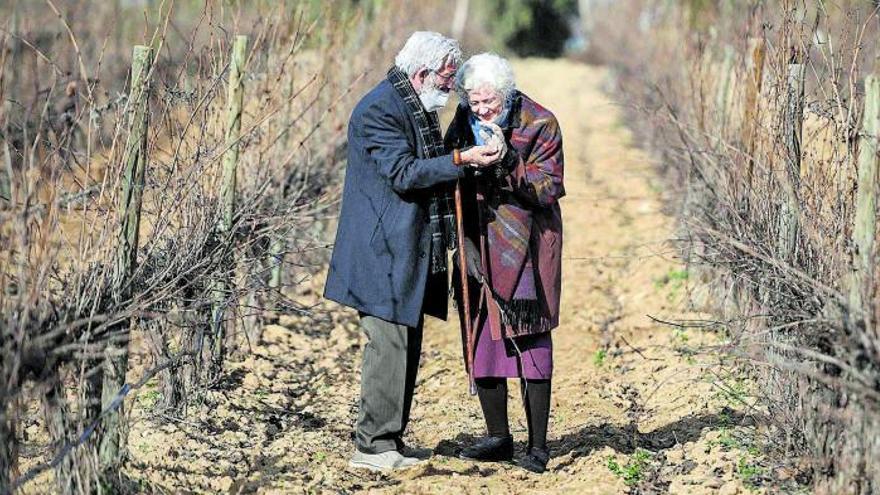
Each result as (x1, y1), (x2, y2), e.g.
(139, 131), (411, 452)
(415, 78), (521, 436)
(1, 102), (13, 204)
(100, 44), (152, 470)
(210, 35), (248, 374)
(848, 75), (880, 330)
(1, 13), (17, 202)
(0, 396), (12, 495)
(269, 238), (283, 291)
(742, 37), (766, 188)
(714, 44), (735, 138)
(220, 35), (247, 232)
(778, 55), (805, 261)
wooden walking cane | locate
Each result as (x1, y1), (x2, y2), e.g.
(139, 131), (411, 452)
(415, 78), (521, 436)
(454, 179), (477, 396)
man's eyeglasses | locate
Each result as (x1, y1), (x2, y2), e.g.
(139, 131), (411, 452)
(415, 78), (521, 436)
(430, 70), (455, 85)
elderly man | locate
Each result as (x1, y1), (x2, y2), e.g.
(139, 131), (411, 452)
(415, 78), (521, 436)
(324, 32), (500, 471)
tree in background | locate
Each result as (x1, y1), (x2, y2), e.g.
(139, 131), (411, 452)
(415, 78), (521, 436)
(479, 0), (579, 57)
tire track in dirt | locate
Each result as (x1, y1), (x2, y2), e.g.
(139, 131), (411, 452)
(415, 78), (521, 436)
(123, 59), (765, 494)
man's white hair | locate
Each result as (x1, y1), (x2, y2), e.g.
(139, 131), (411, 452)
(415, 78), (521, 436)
(455, 52), (517, 105)
(394, 31), (463, 78)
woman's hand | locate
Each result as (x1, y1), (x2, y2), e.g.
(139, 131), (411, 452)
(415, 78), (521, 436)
(458, 237), (484, 282)
(480, 122), (508, 158)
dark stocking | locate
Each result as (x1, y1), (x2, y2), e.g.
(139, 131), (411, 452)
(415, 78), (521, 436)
(521, 379), (551, 451)
(475, 377), (509, 437)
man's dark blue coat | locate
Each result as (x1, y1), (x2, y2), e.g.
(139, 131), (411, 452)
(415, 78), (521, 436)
(323, 79), (463, 328)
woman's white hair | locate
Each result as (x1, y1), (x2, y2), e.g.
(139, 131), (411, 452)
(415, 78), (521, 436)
(394, 31), (463, 78)
(455, 52), (517, 105)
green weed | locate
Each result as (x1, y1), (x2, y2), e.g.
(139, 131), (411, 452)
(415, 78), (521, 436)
(707, 428), (739, 451)
(737, 455), (765, 489)
(671, 328), (696, 357)
(139, 389), (162, 408)
(712, 373), (750, 408)
(607, 449), (653, 486)
(672, 328), (689, 344)
(653, 268), (689, 302)
(653, 268), (689, 289)
(593, 348), (608, 367)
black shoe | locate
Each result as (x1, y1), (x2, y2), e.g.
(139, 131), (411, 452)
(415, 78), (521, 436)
(459, 435), (514, 462)
(518, 447), (550, 473)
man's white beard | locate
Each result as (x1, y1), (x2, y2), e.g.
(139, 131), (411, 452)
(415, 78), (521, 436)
(419, 84), (450, 112)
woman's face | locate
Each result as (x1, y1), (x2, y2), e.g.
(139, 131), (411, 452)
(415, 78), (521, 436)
(467, 84), (503, 123)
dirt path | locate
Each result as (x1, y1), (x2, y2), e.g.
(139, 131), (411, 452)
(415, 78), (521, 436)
(121, 59), (766, 494)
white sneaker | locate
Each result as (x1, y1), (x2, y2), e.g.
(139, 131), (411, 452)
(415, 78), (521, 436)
(348, 450), (422, 471)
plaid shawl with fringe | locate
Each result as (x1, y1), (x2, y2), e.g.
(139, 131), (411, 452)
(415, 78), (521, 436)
(386, 66), (456, 274)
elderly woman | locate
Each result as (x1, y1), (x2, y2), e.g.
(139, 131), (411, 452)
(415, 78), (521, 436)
(446, 53), (564, 473)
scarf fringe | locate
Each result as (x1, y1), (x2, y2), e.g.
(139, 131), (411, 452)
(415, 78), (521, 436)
(430, 241), (448, 275)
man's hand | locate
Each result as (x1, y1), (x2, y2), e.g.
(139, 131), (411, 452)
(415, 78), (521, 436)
(461, 144), (502, 167)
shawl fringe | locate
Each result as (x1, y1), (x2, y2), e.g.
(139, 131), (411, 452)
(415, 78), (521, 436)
(494, 293), (553, 337)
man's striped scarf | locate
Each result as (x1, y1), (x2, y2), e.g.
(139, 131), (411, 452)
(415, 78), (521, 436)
(387, 66), (457, 274)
